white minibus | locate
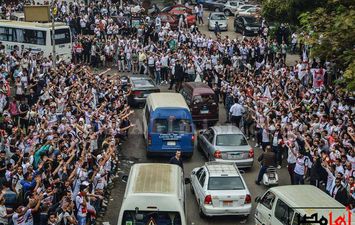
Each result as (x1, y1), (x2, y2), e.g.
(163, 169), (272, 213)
(117, 163), (188, 225)
(255, 185), (351, 225)
(0, 20), (72, 62)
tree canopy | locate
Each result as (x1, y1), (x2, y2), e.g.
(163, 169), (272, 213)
(262, 0), (355, 90)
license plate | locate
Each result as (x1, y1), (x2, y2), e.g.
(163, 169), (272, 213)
(200, 109), (209, 114)
(223, 200), (233, 207)
(229, 153), (242, 160)
(254, 31), (258, 34)
(167, 141), (176, 146)
(143, 93), (149, 97)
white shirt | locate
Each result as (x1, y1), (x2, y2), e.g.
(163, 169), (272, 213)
(12, 209), (33, 225)
(229, 103), (245, 116)
(294, 156), (308, 175)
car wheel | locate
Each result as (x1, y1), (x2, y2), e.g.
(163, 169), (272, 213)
(214, 7), (220, 12)
(224, 9), (232, 16)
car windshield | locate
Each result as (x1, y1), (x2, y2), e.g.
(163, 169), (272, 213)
(208, 177), (245, 190)
(211, 14), (226, 20)
(153, 118), (192, 134)
(244, 17), (261, 25)
(122, 210), (181, 225)
(216, 134), (248, 146)
(132, 79), (155, 88)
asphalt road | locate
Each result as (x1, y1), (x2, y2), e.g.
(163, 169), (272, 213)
(101, 88), (291, 225)
(100, 11), (299, 225)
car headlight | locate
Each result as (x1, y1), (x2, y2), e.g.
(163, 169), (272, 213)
(245, 26), (251, 30)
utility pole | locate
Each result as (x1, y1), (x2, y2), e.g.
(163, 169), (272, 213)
(51, 0), (56, 68)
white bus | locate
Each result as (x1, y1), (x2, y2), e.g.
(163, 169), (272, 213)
(0, 20), (72, 62)
(117, 163), (188, 225)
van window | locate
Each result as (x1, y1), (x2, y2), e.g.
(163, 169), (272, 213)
(144, 105), (150, 123)
(122, 210), (182, 225)
(274, 199), (294, 225)
(260, 191), (275, 210)
(153, 118), (192, 134)
(292, 212), (300, 225)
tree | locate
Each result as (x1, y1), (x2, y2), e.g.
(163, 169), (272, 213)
(261, 0), (326, 24)
(299, 0), (355, 90)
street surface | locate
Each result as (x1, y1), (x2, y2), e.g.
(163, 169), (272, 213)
(101, 12), (299, 225)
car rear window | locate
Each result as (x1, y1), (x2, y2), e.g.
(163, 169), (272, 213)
(153, 118), (192, 134)
(193, 94), (215, 104)
(216, 134), (248, 146)
(132, 79), (155, 88)
(208, 177), (245, 190)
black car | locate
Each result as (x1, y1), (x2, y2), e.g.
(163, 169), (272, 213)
(122, 75), (160, 107)
(234, 15), (261, 36)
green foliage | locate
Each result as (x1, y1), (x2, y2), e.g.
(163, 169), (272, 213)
(299, 1), (355, 90)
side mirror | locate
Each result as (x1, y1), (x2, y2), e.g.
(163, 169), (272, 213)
(184, 178), (191, 184)
(191, 171), (196, 175)
(199, 130), (204, 135)
(255, 196), (260, 203)
(239, 170), (245, 175)
(121, 175), (128, 183)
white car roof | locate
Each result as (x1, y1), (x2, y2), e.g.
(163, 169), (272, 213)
(205, 162), (241, 177)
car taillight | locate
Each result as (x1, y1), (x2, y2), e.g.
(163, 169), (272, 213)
(248, 148), (254, 158)
(244, 194), (251, 204)
(191, 135), (195, 143)
(204, 195), (212, 205)
(214, 150), (222, 159)
(133, 90), (142, 96)
(148, 134), (152, 145)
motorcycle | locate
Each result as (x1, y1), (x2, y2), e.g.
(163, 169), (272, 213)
(262, 166), (279, 186)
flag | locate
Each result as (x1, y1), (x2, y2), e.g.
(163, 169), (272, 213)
(311, 68), (326, 88)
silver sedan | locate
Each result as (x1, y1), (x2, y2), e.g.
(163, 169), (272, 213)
(197, 125), (254, 168)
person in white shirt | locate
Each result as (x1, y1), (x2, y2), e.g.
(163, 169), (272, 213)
(229, 99), (245, 128)
(294, 151), (309, 185)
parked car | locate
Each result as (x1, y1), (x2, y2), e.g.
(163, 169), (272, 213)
(156, 12), (179, 30)
(197, 125), (254, 168)
(180, 82), (219, 125)
(222, 0), (245, 16)
(234, 15), (261, 36)
(208, 12), (228, 31)
(122, 75), (160, 107)
(203, 0), (227, 11)
(190, 162), (252, 217)
(161, 4), (196, 26)
(235, 4), (260, 16)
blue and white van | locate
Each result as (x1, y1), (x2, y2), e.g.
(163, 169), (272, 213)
(142, 93), (195, 157)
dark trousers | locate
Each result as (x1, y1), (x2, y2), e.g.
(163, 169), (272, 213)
(287, 163), (296, 185)
(294, 173), (304, 185)
(261, 141), (270, 152)
(272, 145), (283, 166)
(161, 67), (169, 81)
(257, 165), (268, 182)
(231, 115), (242, 128)
(310, 179), (320, 188)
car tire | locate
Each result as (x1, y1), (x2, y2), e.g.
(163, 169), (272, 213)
(214, 7), (220, 12)
(224, 9), (232, 16)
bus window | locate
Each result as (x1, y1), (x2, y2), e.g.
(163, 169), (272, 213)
(0, 27), (14, 42)
(15, 29), (46, 45)
(52, 28), (71, 45)
(122, 211), (182, 225)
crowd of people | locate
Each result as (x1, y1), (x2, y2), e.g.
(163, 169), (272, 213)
(0, 0), (353, 224)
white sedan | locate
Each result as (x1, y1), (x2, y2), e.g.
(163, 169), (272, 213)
(236, 5), (260, 16)
(208, 12), (228, 31)
(190, 162), (252, 217)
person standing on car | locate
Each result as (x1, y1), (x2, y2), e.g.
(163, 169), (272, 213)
(256, 146), (276, 185)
